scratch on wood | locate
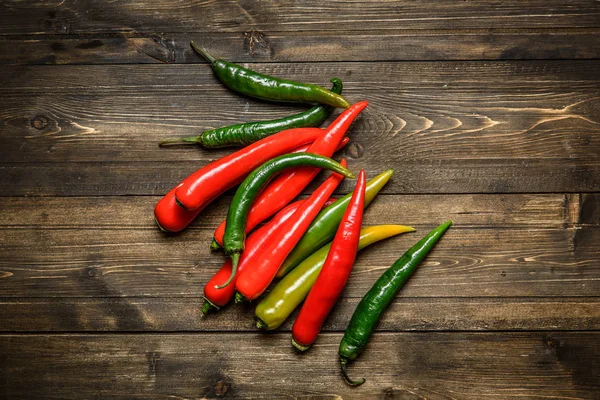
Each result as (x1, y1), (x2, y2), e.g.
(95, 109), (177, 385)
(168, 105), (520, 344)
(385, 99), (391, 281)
(565, 193), (582, 253)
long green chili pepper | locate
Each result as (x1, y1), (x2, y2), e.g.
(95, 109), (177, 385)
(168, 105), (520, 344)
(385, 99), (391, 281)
(159, 79), (343, 148)
(190, 41), (350, 109)
(277, 169), (394, 278)
(255, 225), (415, 331)
(220, 153), (355, 289)
(339, 220), (452, 386)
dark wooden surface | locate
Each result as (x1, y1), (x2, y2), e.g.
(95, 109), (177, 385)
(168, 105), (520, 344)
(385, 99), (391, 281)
(1, 1), (599, 399)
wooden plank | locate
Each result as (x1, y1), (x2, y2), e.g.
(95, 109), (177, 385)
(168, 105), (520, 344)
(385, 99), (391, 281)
(0, 225), (597, 298)
(0, 194), (575, 229)
(1, 0), (599, 35)
(1, 61), (598, 195)
(1, 332), (599, 399)
(2, 29), (599, 64)
(1, 297), (599, 332)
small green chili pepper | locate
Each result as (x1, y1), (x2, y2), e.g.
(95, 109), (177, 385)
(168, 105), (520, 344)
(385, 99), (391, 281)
(220, 153), (355, 289)
(255, 225), (415, 331)
(339, 220), (452, 386)
(190, 41), (350, 109)
(277, 169), (394, 278)
(159, 79), (343, 148)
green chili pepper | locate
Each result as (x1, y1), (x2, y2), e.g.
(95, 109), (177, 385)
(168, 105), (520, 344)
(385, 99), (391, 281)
(255, 225), (415, 331)
(220, 153), (355, 289)
(159, 79), (343, 148)
(339, 220), (452, 386)
(191, 41), (350, 109)
(277, 169), (394, 278)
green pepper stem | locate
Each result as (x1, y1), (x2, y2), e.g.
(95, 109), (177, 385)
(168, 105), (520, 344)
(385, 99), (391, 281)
(216, 252), (240, 289)
(340, 358), (365, 386)
(190, 41), (216, 64)
(255, 317), (269, 330)
(201, 298), (220, 315)
(291, 338), (311, 353)
(158, 135), (203, 147)
(210, 239), (222, 251)
(234, 291), (247, 304)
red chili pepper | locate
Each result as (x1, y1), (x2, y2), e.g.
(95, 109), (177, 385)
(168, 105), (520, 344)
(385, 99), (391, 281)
(235, 160), (348, 302)
(292, 169), (366, 351)
(154, 129), (329, 233)
(202, 197), (337, 313)
(212, 101), (368, 246)
(172, 127), (326, 213)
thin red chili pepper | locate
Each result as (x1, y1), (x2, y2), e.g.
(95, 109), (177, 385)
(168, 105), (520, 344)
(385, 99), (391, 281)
(155, 138), (349, 233)
(292, 169), (366, 351)
(202, 197), (337, 313)
(212, 101), (368, 246)
(235, 160), (348, 302)
(172, 127), (326, 212)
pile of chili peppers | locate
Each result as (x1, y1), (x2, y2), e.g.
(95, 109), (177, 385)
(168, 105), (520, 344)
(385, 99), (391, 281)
(156, 42), (452, 386)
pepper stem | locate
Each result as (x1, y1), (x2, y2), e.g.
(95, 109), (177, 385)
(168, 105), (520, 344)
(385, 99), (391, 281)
(340, 358), (365, 386)
(158, 135), (203, 147)
(255, 317), (269, 330)
(210, 239), (222, 251)
(291, 338), (311, 353)
(234, 291), (247, 304)
(190, 41), (216, 64)
(215, 252), (239, 289)
(201, 299), (219, 315)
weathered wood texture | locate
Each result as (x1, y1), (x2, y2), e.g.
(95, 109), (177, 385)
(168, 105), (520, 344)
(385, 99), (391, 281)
(1, 61), (598, 195)
(1, 333), (599, 399)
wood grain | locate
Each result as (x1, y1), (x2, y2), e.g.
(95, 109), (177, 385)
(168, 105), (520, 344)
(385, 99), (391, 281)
(1, 61), (598, 195)
(1, 0), (599, 34)
(0, 226), (597, 298)
(1, 332), (599, 399)
(1, 297), (599, 333)
(2, 29), (599, 64)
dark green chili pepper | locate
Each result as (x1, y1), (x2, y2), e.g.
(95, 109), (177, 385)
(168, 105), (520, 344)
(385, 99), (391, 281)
(190, 41), (350, 109)
(339, 220), (452, 386)
(277, 169), (394, 278)
(159, 79), (343, 148)
(220, 153), (355, 289)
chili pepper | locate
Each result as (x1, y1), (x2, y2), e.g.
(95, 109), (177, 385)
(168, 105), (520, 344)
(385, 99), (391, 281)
(170, 127), (324, 214)
(221, 155), (354, 288)
(159, 79), (343, 148)
(202, 197), (337, 314)
(234, 161), (348, 300)
(339, 220), (452, 386)
(255, 225), (415, 330)
(154, 137), (348, 233)
(291, 170), (366, 352)
(277, 169), (393, 278)
(190, 41), (350, 109)
(212, 101), (368, 247)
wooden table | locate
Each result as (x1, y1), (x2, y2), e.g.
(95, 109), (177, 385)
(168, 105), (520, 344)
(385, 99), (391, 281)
(1, 2), (599, 398)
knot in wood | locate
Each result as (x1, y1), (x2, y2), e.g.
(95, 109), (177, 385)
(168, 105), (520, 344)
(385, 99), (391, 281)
(31, 115), (49, 130)
(346, 141), (365, 159)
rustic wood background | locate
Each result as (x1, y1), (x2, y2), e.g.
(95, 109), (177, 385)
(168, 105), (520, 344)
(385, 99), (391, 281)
(1, 1), (599, 399)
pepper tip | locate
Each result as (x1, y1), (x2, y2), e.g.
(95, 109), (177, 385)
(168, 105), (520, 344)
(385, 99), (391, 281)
(215, 253), (239, 289)
(201, 299), (219, 315)
(291, 338), (311, 353)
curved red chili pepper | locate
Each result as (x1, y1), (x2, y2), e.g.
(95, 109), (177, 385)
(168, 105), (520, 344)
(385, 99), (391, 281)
(154, 129), (329, 233)
(173, 127), (326, 212)
(292, 169), (366, 351)
(212, 101), (368, 246)
(235, 159), (348, 302)
(202, 197), (337, 313)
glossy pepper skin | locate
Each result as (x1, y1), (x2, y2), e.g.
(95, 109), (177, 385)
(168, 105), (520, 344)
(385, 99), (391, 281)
(191, 42), (350, 109)
(235, 161), (347, 301)
(339, 220), (452, 386)
(202, 198), (337, 313)
(221, 154), (354, 288)
(170, 126), (324, 214)
(159, 79), (343, 148)
(154, 138), (349, 233)
(212, 101), (369, 247)
(255, 225), (415, 330)
(277, 169), (394, 278)
(292, 170), (367, 352)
